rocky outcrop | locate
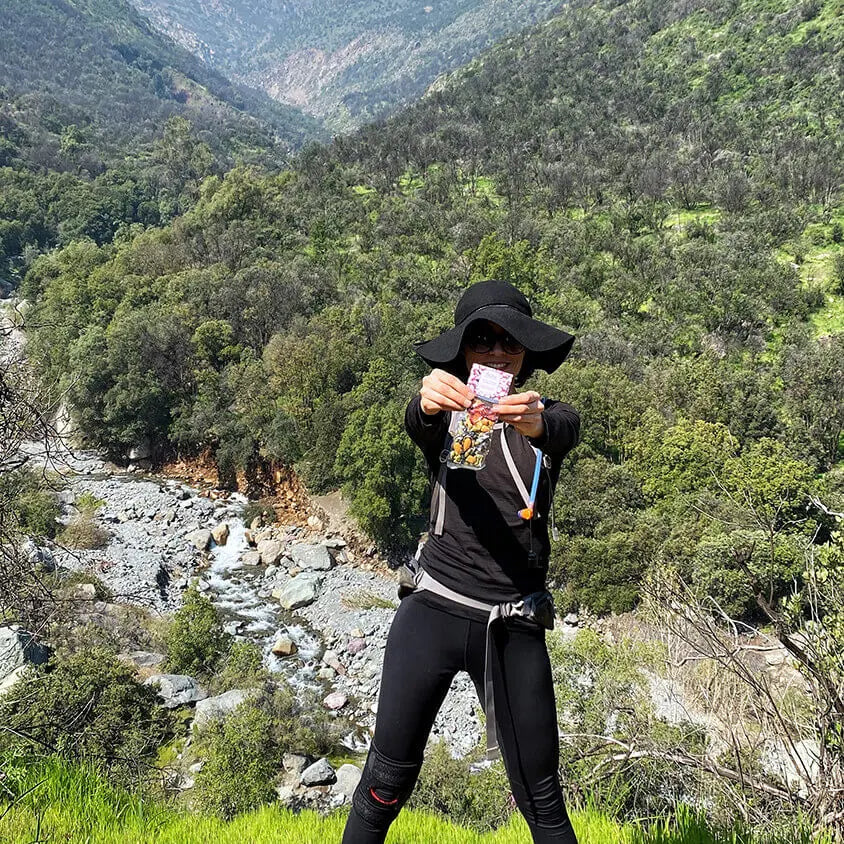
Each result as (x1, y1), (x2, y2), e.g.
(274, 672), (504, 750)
(300, 757), (336, 786)
(193, 688), (258, 729)
(144, 674), (207, 708)
(0, 626), (50, 693)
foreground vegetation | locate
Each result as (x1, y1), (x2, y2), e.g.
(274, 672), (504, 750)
(0, 759), (825, 844)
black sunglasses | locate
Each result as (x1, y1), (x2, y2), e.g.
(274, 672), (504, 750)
(464, 326), (525, 355)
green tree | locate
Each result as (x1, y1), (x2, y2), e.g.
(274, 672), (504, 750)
(163, 587), (231, 678)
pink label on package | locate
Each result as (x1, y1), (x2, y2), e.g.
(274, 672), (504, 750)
(468, 363), (513, 402)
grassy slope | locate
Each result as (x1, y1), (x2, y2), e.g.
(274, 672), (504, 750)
(0, 760), (823, 844)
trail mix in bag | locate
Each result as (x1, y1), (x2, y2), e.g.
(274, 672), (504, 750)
(446, 364), (513, 470)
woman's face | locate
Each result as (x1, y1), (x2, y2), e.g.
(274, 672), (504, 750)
(462, 320), (525, 384)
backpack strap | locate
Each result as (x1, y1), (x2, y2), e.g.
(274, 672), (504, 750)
(499, 425), (540, 512)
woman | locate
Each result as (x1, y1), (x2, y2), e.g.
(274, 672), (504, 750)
(342, 280), (581, 844)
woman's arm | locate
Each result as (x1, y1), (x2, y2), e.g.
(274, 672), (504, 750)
(528, 399), (581, 458)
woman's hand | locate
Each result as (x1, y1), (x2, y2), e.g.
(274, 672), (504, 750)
(493, 391), (545, 439)
(419, 369), (474, 415)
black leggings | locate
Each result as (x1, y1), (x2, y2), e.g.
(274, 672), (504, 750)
(342, 591), (578, 843)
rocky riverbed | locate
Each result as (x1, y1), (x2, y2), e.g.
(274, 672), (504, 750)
(18, 440), (485, 757)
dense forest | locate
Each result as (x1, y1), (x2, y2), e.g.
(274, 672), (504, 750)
(18, 0), (843, 618)
(0, 0), (323, 282)
(130, 0), (566, 130)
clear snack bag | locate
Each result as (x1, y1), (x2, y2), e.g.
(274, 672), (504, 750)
(446, 364), (513, 470)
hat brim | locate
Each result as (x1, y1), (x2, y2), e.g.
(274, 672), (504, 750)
(414, 304), (575, 375)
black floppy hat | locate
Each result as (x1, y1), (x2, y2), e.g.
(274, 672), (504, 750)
(414, 280), (575, 375)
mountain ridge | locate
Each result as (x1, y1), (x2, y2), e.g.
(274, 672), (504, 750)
(129, 0), (567, 131)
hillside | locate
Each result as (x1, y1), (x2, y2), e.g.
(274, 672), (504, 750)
(0, 0), (323, 170)
(343, 0), (841, 212)
(0, 0), (326, 282)
(20, 0), (843, 596)
(128, 0), (565, 132)
(4, 0), (844, 837)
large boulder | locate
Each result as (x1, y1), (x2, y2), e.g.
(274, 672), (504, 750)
(187, 529), (213, 552)
(257, 539), (284, 566)
(276, 572), (322, 610)
(333, 764), (362, 799)
(0, 625), (49, 683)
(290, 543), (333, 571)
(144, 674), (207, 708)
(271, 635), (298, 657)
(193, 688), (257, 729)
(300, 757), (336, 786)
(211, 523), (230, 545)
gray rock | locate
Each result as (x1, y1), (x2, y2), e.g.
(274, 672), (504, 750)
(333, 764), (362, 798)
(276, 572), (322, 610)
(276, 784), (297, 803)
(323, 537), (347, 549)
(187, 529), (212, 552)
(22, 539), (55, 572)
(301, 758), (336, 787)
(264, 564), (278, 579)
(291, 543), (333, 571)
(241, 551), (262, 566)
(189, 761), (204, 774)
(563, 613), (579, 626)
(193, 689), (255, 729)
(347, 638), (366, 655)
(322, 649), (346, 676)
(0, 625), (49, 682)
(257, 539), (284, 566)
(144, 674), (207, 708)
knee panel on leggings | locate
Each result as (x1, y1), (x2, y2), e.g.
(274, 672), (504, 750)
(352, 745), (421, 829)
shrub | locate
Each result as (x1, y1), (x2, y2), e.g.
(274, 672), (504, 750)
(0, 646), (172, 784)
(76, 491), (106, 515)
(213, 640), (268, 692)
(163, 586), (231, 678)
(194, 703), (281, 818)
(0, 468), (61, 538)
(833, 251), (844, 294)
(410, 741), (512, 832)
(193, 684), (346, 818)
(57, 514), (110, 549)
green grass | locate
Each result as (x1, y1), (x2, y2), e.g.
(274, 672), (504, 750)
(0, 759), (828, 844)
(812, 292), (844, 335)
(663, 206), (721, 231)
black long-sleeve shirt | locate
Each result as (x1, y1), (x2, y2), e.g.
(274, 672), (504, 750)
(405, 394), (581, 603)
